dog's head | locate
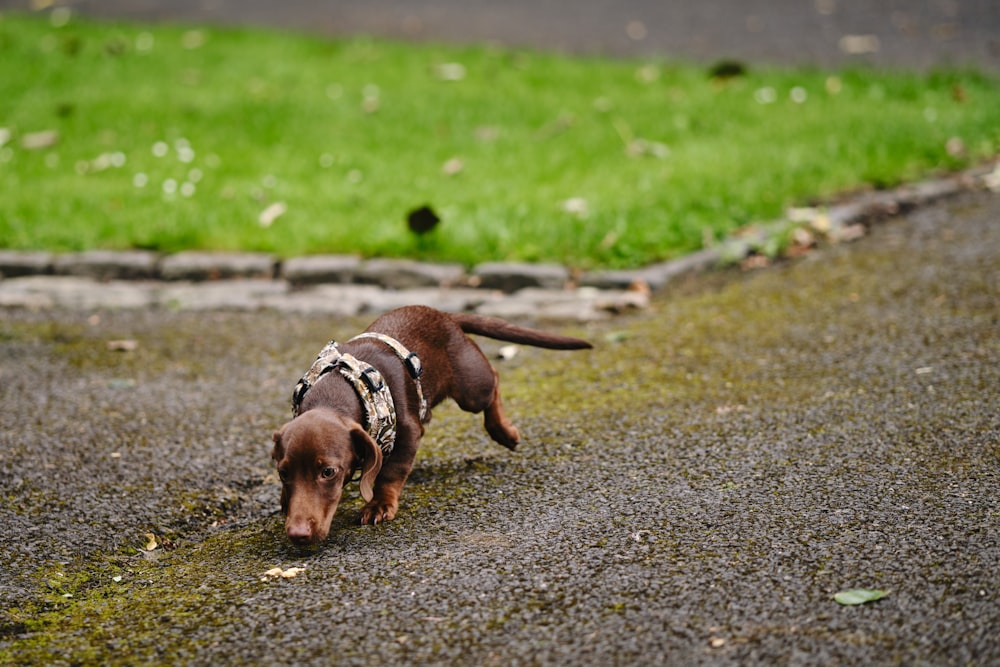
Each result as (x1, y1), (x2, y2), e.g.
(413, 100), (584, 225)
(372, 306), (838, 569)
(270, 408), (382, 545)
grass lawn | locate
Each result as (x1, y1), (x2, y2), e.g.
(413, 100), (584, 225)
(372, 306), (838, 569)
(1, 10), (998, 269)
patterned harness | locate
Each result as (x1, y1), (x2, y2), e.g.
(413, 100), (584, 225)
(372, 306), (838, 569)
(291, 333), (427, 456)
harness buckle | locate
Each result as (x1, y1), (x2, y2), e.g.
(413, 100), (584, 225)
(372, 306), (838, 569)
(359, 366), (384, 393)
(404, 352), (423, 378)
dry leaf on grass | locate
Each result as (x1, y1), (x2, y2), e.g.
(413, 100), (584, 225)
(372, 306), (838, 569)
(259, 202), (287, 227)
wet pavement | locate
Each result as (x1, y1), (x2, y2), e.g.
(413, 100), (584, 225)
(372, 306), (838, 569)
(1, 190), (998, 664)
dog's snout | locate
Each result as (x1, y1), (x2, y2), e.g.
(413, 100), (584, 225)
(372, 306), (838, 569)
(286, 519), (317, 545)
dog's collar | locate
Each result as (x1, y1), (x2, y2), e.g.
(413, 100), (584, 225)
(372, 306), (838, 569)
(291, 334), (426, 455)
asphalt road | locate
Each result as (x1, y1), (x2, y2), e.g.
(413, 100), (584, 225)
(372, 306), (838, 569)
(1, 0), (998, 70)
(1, 190), (998, 664)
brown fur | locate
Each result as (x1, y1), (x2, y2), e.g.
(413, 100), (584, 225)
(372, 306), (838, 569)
(271, 305), (591, 545)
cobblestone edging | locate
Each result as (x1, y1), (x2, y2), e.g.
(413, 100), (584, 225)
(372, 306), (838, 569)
(1, 167), (995, 319)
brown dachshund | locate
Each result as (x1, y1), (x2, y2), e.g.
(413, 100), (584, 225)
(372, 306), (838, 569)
(271, 305), (592, 545)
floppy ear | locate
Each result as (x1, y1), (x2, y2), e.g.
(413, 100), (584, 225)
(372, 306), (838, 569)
(271, 426), (289, 513)
(271, 426), (286, 462)
(350, 426), (382, 503)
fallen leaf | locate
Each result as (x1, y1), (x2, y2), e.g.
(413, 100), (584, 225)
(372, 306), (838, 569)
(143, 533), (158, 551)
(635, 64), (660, 84)
(107, 339), (139, 352)
(434, 62), (466, 81)
(441, 157), (464, 176)
(259, 201), (287, 227)
(830, 223), (866, 243)
(626, 20), (647, 41)
(741, 254), (771, 271)
(562, 197), (588, 217)
(791, 227), (816, 249)
(497, 345), (519, 361)
(626, 138), (669, 159)
(181, 30), (206, 50)
(21, 130), (59, 150)
(839, 34), (880, 54)
(627, 278), (651, 296)
(834, 588), (888, 605)
(787, 206), (819, 223)
(474, 126), (499, 142)
(983, 164), (1000, 192)
(946, 137), (966, 158)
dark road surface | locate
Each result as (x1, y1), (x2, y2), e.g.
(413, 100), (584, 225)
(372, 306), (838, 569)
(1, 0), (999, 70)
(1, 191), (998, 664)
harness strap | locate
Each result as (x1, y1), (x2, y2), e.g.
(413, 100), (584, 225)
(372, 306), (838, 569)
(290, 334), (428, 456)
(291, 341), (397, 455)
(349, 332), (428, 422)
(334, 353), (397, 454)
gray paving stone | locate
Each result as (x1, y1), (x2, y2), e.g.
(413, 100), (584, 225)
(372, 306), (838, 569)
(157, 280), (288, 310)
(357, 258), (466, 290)
(0, 277), (57, 308)
(259, 284), (381, 316)
(578, 268), (644, 290)
(0, 251), (54, 278)
(474, 287), (622, 321)
(280, 255), (361, 285)
(0, 276), (156, 310)
(591, 288), (651, 314)
(53, 250), (159, 281)
(639, 249), (720, 290)
(363, 287), (502, 314)
(471, 262), (569, 292)
(475, 297), (602, 321)
(159, 251), (277, 281)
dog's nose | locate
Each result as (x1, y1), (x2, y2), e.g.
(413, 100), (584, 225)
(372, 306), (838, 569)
(286, 521), (315, 545)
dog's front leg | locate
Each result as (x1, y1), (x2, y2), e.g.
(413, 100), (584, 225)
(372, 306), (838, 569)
(359, 445), (415, 524)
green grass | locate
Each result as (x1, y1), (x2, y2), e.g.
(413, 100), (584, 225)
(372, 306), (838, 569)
(1, 11), (998, 269)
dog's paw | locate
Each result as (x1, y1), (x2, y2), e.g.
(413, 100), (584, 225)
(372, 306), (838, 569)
(359, 501), (398, 525)
(488, 423), (520, 451)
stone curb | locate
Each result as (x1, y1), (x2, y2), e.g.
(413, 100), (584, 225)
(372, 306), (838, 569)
(1, 166), (995, 319)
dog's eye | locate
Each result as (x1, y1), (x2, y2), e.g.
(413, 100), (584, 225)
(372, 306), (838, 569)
(277, 469), (288, 483)
(321, 466), (338, 479)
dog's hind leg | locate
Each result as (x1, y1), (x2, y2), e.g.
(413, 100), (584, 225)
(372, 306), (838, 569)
(450, 347), (521, 450)
(481, 382), (520, 450)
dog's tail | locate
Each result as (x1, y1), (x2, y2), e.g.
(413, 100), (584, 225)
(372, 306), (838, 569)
(451, 313), (592, 350)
